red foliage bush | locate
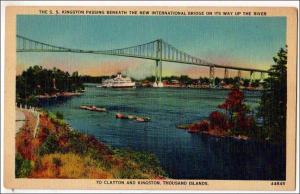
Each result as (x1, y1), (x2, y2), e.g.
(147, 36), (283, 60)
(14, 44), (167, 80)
(16, 128), (38, 160)
(218, 88), (245, 113)
(188, 120), (209, 133)
(187, 124), (199, 133)
(197, 120), (210, 131)
(209, 111), (229, 131)
(37, 128), (50, 143)
(58, 134), (69, 147)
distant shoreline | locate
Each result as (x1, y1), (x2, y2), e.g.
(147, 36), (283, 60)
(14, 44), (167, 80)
(84, 83), (264, 92)
(36, 91), (83, 99)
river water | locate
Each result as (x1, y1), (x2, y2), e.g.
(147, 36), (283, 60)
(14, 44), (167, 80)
(43, 84), (285, 180)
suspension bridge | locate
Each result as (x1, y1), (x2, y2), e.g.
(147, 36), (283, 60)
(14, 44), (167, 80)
(16, 35), (268, 87)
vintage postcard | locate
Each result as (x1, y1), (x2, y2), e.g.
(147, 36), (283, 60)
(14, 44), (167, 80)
(3, 6), (298, 191)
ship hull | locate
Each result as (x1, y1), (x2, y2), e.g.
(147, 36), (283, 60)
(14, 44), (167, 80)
(97, 83), (136, 88)
(111, 86), (135, 88)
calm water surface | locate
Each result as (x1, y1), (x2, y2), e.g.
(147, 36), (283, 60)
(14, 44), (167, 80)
(43, 84), (285, 180)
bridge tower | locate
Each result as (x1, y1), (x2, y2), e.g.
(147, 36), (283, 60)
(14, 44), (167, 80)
(237, 70), (242, 79)
(154, 61), (158, 87)
(209, 66), (215, 88)
(224, 68), (229, 79)
(153, 39), (163, 88)
(259, 72), (265, 84)
(249, 71), (254, 87)
(237, 70), (243, 85)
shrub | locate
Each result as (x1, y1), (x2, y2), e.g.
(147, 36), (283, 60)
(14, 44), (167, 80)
(68, 135), (88, 154)
(37, 128), (50, 143)
(15, 153), (32, 178)
(209, 111), (229, 131)
(113, 148), (167, 178)
(16, 129), (37, 160)
(85, 148), (112, 170)
(39, 134), (59, 155)
(196, 120), (209, 131)
(47, 112), (56, 121)
(55, 112), (64, 120)
(47, 111), (66, 126)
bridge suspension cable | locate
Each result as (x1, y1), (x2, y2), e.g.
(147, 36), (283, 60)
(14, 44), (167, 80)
(16, 34), (269, 74)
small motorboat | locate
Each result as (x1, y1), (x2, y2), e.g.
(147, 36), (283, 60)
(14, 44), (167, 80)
(115, 113), (150, 122)
(136, 117), (151, 122)
(80, 105), (107, 112)
(127, 115), (137, 120)
(136, 117), (145, 122)
(116, 113), (128, 119)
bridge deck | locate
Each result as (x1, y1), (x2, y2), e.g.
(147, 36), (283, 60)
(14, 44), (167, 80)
(16, 35), (269, 73)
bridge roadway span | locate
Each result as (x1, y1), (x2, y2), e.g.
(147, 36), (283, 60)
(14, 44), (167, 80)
(16, 35), (269, 86)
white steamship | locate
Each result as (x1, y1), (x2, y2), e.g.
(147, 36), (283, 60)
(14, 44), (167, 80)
(97, 73), (136, 88)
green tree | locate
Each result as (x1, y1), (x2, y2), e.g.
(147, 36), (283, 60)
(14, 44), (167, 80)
(179, 75), (193, 85)
(258, 47), (287, 143)
(55, 111), (64, 120)
(16, 66), (85, 105)
(214, 77), (221, 86)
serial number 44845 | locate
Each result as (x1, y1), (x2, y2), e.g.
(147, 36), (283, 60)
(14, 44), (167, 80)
(271, 181), (285, 186)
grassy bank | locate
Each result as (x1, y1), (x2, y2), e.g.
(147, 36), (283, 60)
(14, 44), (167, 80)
(16, 110), (167, 179)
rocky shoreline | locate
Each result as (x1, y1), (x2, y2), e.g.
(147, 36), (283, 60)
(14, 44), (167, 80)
(36, 91), (83, 99)
(15, 110), (167, 179)
(176, 123), (249, 141)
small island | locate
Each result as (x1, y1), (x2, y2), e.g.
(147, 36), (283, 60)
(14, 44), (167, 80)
(177, 88), (254, 141)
